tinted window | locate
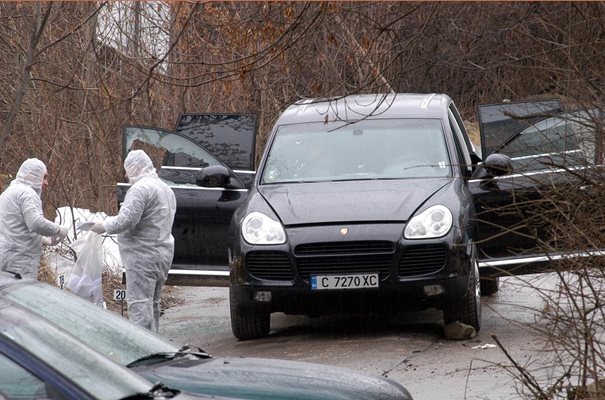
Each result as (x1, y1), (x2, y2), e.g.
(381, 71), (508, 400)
(262, 119), (450, 184)
(176, 114), (257, 171)
(498, 111), (599, 172)
(123, 126), (222, 186)
(478, 100), (564, 157)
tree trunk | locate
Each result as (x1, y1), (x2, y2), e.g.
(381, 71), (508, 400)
(0, 2), (52, 160)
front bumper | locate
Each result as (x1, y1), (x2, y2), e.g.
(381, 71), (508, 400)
(230, 222), (472, 315)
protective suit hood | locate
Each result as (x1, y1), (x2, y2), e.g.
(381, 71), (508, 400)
(124, 150), (157, 184)
(14, 158), (47, 194)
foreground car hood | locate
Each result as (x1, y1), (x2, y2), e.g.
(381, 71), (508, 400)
(133, 356), (412, 400)
(259, 179), (451, 225)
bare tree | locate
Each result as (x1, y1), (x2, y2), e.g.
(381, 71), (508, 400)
(1, 4), (605, 395)
(0, 2), (51, 159)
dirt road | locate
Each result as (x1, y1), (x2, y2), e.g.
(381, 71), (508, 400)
(159, 274), (556, 400)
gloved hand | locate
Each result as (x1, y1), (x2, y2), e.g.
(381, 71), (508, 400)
(90, 221), (106, 234)
(42, 236), (61, 246)
(56, 225), (69, 241)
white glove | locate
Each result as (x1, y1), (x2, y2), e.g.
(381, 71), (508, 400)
(42, 236), (61, 246)
(56, 225), (69, 242)
(90, 221), (106, 234)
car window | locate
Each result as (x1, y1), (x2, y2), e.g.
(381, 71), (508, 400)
(448, 109), (472, 173)
(261, 118), (451, 184)
(0, 353), (51, 399)
(175, 114), (257, 171)
(478, 100), (564, 158)
(124, 126), (223, 186)
(448, 103), (478, 156)
(2, 281), (179, 366)
(497, 110), (599, 173)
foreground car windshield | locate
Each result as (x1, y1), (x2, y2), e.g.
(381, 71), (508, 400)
(262, 119), (451, 183)
(0, 305), (154, 399)
(2, 281), (179, 365)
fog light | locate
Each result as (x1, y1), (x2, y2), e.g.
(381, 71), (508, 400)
(424, 285), (445, 296)
(253, 291), (272, 302)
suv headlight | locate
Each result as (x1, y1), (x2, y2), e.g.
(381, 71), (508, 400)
(242, 212), (286, 245)
(404, 205), (452, 239)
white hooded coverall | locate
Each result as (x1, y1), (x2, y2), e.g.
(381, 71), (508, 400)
(103, 150), (177, 332)
(0, 158), (63, 278)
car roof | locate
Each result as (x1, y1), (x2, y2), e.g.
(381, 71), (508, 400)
(276, 93), (451, 125)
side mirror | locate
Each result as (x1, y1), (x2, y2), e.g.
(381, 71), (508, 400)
(483, 153), (512, 177)
(471, 153), (513, 181)
(196, 165), (231, 188)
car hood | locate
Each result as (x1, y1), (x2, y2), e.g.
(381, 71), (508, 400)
(132, 356), (412, 400)
(258, 179), (451, 225)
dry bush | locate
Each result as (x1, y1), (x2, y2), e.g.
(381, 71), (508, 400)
(487, 116), (605, 399)
(37, 257), (57, 285)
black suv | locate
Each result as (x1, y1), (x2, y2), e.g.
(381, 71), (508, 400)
(118, 94), (602, 340)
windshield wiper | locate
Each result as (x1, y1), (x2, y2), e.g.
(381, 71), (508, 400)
(127, 346), (211, 368)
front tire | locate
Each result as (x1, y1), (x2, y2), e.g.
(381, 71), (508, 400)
(480, 275), (499, 296)
(229, 287), (270, 340)
(443, 255), (481, 332)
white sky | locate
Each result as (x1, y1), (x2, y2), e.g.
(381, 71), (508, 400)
(96, 2), (170, 63)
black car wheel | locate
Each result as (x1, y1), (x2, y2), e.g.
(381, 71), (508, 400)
(229, 287), (270, 340)
(480, 276), (499, 296)
(443, 253), (481, 332)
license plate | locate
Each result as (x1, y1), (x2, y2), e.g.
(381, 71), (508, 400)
(311, 273), (379, 290)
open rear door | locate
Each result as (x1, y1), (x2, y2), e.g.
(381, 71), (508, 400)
(471, 103), (604, 276)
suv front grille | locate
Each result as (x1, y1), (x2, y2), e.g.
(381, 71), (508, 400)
(295, 241), (395, 281)
(398, 245), (447, 277)
(295, 241), (395, 256)
(246, 251), (294, 281)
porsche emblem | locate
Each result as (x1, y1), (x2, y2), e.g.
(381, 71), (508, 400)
(340, 228), (349, 236)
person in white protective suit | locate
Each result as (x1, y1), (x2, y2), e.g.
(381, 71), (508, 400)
(0, 158), (69, 279)
(91, 150), (176, 332)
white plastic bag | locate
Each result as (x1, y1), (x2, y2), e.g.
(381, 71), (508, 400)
(66, 232), (104, 305)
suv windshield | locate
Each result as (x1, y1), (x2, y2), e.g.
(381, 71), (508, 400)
(261, 119), (450, 184)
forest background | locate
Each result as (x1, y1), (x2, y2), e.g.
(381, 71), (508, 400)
(1, 1), (603, 218)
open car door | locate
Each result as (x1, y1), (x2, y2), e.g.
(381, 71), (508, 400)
(469, 100), (605, 278)
(119, 126), (250, 286)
